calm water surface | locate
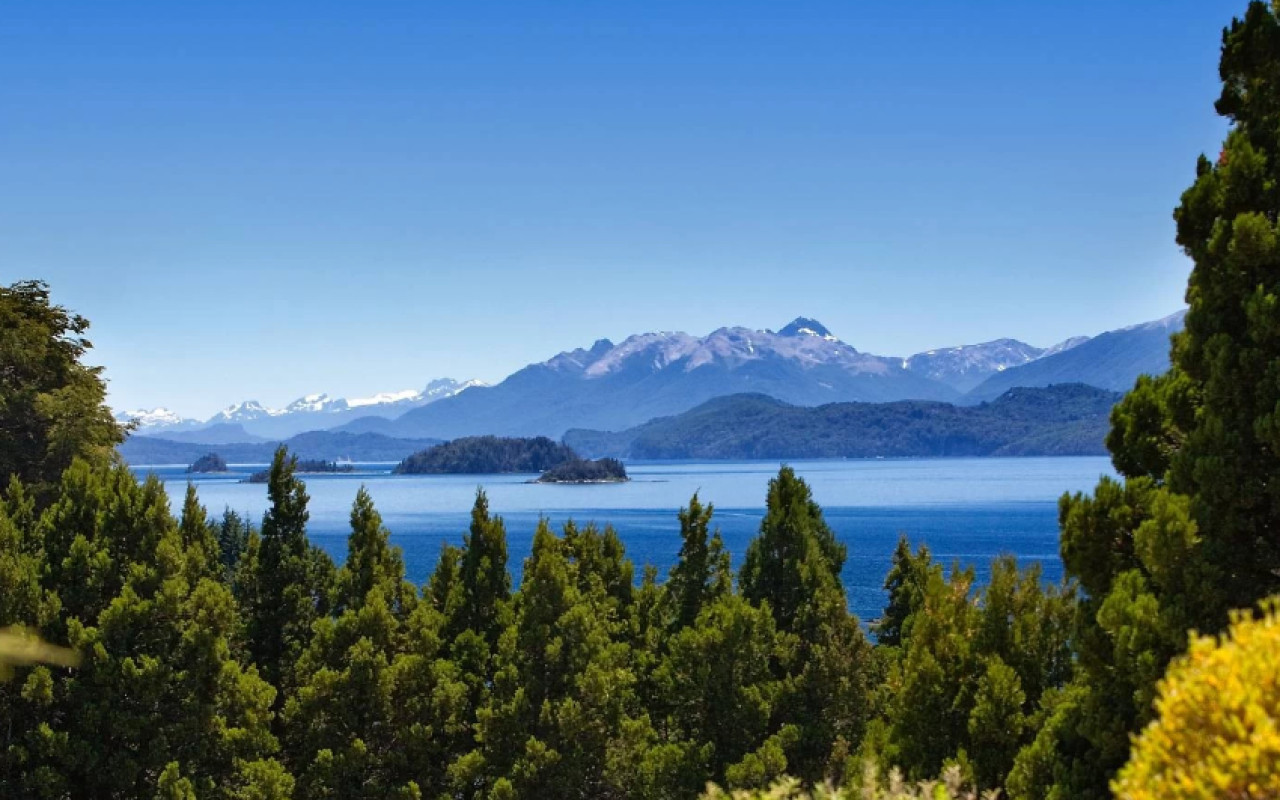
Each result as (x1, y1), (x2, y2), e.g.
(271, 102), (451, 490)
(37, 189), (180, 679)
(135, 458), (1115, 621)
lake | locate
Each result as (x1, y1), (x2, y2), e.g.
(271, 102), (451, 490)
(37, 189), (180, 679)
(134, 457), (1115, 622)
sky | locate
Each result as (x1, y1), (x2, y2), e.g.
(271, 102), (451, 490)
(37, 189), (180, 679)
(0, 0), (1242, 418)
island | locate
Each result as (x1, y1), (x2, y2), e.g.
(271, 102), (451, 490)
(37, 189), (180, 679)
(246, 459), (354, 483)
(393, 435), (577, 475)
(186, 452), (228, 473)
(534, 457), (628, 484)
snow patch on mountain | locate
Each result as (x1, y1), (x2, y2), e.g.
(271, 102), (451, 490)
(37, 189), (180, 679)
(113, 407), (201, 430)
(544, 319), (894, 381)
(125, 378), (484, 436)
(903, 338), (1046, 392)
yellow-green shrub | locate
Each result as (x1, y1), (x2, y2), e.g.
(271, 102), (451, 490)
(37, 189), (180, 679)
(700, 763), (990, 800)
(1113, 599), (1280, 799)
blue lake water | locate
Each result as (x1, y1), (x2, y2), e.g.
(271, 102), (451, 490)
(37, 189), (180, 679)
(133, 457), (1115, 622)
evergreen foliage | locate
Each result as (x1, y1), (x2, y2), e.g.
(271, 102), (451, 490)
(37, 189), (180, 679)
(1003, 4), (1280, 797)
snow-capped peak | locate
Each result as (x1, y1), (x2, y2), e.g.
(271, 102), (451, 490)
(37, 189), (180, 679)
(348, 389), (421, 408)
(113, 407), (197, 429)
(778, 317), (839, 342)
(210, 400), (284, 423)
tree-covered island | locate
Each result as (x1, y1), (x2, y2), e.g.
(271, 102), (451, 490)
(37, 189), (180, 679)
(186, 452), (228, 473)
(246, 458), (354, 483)
(534, 456), (628, 483)
(393, 435), (577, 474)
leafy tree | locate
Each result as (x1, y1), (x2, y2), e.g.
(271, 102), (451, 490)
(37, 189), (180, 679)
(1112, 598), (1280, 799)
(0, 280), (124, 502)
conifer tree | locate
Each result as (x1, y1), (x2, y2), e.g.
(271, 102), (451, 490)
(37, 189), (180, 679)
(737, 467), (872, 785)
(1, 465), (288, 799)
(179, 482), (222, 582)
(740, 467), (846, 633)
(1009, 7), (1280, 795)
(448, 490), (512, 648)
(244, 447), (335, 706)
(284, 488), (423, 798)
(875, 537), (932, 647)
(666, 493), (732, 631)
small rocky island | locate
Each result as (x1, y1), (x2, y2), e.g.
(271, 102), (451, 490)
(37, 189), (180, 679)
(187, 452), (228, 473)
(535, 457), (628, 484)
(246, 459), (354, 483)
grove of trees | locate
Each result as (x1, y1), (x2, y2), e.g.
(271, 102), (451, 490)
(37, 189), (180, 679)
(8, 2), (1280, 797)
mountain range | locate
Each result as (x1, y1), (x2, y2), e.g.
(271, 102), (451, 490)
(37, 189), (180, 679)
(115, 378), (485, 439)
(115, 311), (1184, 455)
(339, 313), (1179, 440)
(963, 310), (1186, 401)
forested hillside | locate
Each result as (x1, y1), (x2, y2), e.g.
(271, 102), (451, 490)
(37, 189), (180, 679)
(565, 384), (1119, 460)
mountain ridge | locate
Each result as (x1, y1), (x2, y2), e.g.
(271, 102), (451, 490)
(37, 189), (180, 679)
(563, 384), (1122, 460)
(115, 377), (485, 439)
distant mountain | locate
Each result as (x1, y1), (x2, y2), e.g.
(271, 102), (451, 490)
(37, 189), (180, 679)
(903, 338), (1045, 392)
(121, 378), (484, 439)
(351, 318), (963, 440)
(564, 384), (1121, 460)
(120, 312), (1183, 444)
(965, 311), (1185, 402)
(118, 430), (443, 466)
(113, 407), (202, 431)
(151, 423), (267, 445)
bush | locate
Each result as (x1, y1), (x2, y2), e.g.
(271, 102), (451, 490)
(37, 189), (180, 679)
(1113, 599), (1280, 800)
(701, 764), (990, 800)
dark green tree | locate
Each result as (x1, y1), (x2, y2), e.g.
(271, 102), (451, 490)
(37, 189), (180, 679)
(0, 464), (290, 799)
(739, 467), (845, 633)
(0, 280), (125, 503)
(666, 493), (731, 631)
(243, 447), (335, 706)
(284, 489), (421, 799)
(1009, 6), (1280, 796)
(447, 490), (512, 649)
(875, 536), (933, 647)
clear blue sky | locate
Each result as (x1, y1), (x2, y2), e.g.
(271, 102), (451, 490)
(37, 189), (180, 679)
(1, 0), (1239, 417)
